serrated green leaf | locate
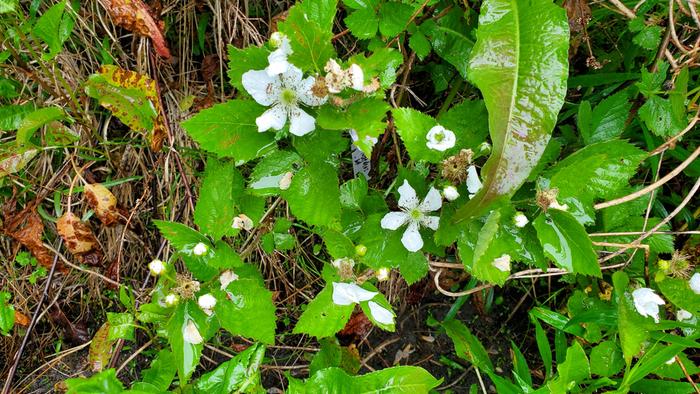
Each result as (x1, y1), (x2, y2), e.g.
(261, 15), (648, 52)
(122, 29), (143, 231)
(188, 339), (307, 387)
(547, 341), (590, 392)
(345, 8), (379, 39)
(420, 9), (474, 78)
(398, 251), (428, 285)
(532, 210), (601, 277)
(639, 95), (685, 138)
(309, 338), (361, 376)
(215, 279), (276, 344)
(316, 98), (388, 157)
(279, 0), (337, 72)
(393, 108), (444, 163)
(194, 343), (265, 393)
(181, 100), (276, 163)
(472, 210), (512, 285)
(437, 100), (489, 152)
(194, 159), (243, 239)
(294, 284), (354, 338)
(167, 302), (209, 383)
(348, 48), (403, 89)
(339, 177), (368, 210)
(227, 44), (270, 92)
(0, 291), (15, 335)
(657, 277), (700, 315)
(248, 150), (302, 196)
(321, 229), (355, 259)
(0, 0), (17, 13)
(292, 366), (441, 393)
(453, 0), (569, 221)
(581, 90), (632, 144)
(409, 31), (431, 60)
(612, 271), (649, 366)
(152, 221), (218, 281)
(378, 2), (414, 37)
(632, 25), (662, 51)
(282, 162), (341, 229)
(590, 341), (625, 377)
(131, 349), (176, 392)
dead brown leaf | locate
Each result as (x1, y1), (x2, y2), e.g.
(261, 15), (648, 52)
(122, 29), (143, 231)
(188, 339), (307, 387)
(564, 0), (591, 33)
(88, 322), (114, 372)
(84, 183), (124, 226)
(2, 199), (63, 272)
(49, 305), (89, 345)
(98, 0), (171, 59)
(56, 212), (103, 266)
(14, 310), (30, 327)
(105, 259), (121, 289)
(337, 310), (373, 345)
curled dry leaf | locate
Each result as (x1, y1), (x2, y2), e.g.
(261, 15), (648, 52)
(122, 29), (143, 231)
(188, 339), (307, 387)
(337, 311), (373, 345)
(84, 183), (124, 226)
(1, 200), (62, 272)
(56, 212), (104, 266)
(49, 305), (90, 345)
(105, 259), (121, 289)
(14, 310), (30, 327)
(98, 0), (171, 59)
(88, 322), (113, 372)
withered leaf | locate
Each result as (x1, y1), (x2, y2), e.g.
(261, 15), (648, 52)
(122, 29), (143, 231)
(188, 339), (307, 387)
(88, 322), (114, 372)
(2, 201), (62, 272)
(56, 212), (104, 266)
(49, 305), (90, 345)
(98, 0), (171, 59)
(105, 259), (121, 290)
(337, 311), (373, 346)
(14, 310), (30, 327)
(84, 183), (124, 226)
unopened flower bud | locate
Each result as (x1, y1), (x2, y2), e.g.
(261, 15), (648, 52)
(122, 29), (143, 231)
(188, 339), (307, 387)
(443, 186), (460, 201)
(148, 259), (165, 276)
(355, 244), (367, 257)
(376, 267), (390, 281)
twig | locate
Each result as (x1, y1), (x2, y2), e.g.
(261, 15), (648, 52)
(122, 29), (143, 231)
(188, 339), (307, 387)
(674, 355), (700, 393)
(2, 240), (63, 394)
(116, 339), (154, 375)
(608, 0), (637, 18)
(474, 367), (488, 394)
(594, 144), (700, 210)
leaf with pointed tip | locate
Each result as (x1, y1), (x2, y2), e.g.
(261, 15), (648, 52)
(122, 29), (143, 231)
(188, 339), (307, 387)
(453, 0), (569, 221)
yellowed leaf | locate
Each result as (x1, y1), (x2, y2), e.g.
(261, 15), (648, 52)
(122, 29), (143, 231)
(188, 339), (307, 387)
(84, 184), (123, 226)
(56, 212), (103, 266)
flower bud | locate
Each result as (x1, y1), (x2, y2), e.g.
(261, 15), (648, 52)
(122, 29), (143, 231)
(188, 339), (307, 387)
(513, 212), (529, 228)
(442, 186), (460, 201)
(164, 293), (180, 307)
(148, 259), (165, 276)
(192, 242), (208, 256)
(355, 244), (367, 257)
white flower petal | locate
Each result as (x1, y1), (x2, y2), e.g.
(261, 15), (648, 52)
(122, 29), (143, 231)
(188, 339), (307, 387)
(232, 214), (254, 231)
(193, 242), (209, 256)
(368, 301), (395, 325)
(401, 221), (423, 252)
(183, 320), (203, 344)
(443, 186), (460, 201)
(632, 288), (665, 323)
(219, 270), (239, 290)
(256, 105), (287, 132)
(266, 50), (290, 76)
(376, 268), (390, 281)
(397, 180), (419, 209)
(420, 215), (440, 231)
(381, 211), (410, 230)
(690, 273), (700, 294)
(297, 76), (328, 106)
(279, 171), (293, 190)
(148, 259), (165, 276)
(426, 125), (456, 151)
(514, 212), (529, 228)
(349, 64), (364, 91)
(279, 64), (303, 87)
(677, 309), (693, 321)
(466, 166), (483, 195)
(418, 187), (442, 212)
(198, 293), (217, 310)
(242, 70), (280, 106)
(288, 107), (316, 136)
(492, 254), (511, 272)
(332, 282), (378, 306)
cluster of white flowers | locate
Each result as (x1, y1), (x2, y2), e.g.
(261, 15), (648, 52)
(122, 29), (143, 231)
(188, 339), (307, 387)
(381, 180), (441, 252)
(331, 282), (395, 325)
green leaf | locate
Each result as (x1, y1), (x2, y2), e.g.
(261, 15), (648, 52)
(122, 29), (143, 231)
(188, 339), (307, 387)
(181, 100), (276, 163)
(339, 177), (368, 210)
(167, 302), (208, 383)
(547, 341), (590, 392)
(345, 8), (379, 39)
(629, 379), (697, 394)
(546, 140), (646, 225)
(85, 65), (166, 149)
(152, 221), (218, 281)
(378, 2), (414, 37)
(657, 277), (700, 314)
(532, 210), (600, 277)
(279, 0), (337, 72)
(321, 229), (356, 259)
(0, 291), (15, 335)
(580, 90), (633, 144)
(194, 159), (243, 240)
(398, 252), (429, 285)
(16, 107), (68, 146)
(131, 349), (177, 392)
(510, 341), (532, 387)
(317, 98), (389, 157)
(106, 312), (135, 341)
(632, 25), (663, 51)
(471, 210), (514, 285)
(227, 44), (270, 92)
(348, 48), (403, 89)
(292, 129), (347, 164)
(612, 271), (649, 366)
(310, 338), (361, 376)
(215, 278), (276, 344)
(0, 104), (34, 131)
(194, 343), (265, 393)
(294, 284), (354, 338)
(393, 108), (443, 163)
(0, 0), (17, 13)
(248, 150), (302, 196)
(437, 100), (489, 153)
(420, 8), (474, 78)
(292, 366), (441, 393)
(65, 369), (124, 394)
(442, 319), (494, 371)
(590, 341), (625, 377)
(409, 31), (431, 60)
(639, 95), (685, 138)
(282, 162), (341, 229)
(33, 0), (75, 61)
(453, 0), (569, 221)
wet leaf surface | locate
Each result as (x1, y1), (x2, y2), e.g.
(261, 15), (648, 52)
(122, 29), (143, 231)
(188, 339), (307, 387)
(56, 212), (104, 266)
(84, 183), (125, 226)
(98, 0), (171, 58)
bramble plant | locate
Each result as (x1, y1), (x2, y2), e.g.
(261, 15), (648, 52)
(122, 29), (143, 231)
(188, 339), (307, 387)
(1, 0), (700, 392)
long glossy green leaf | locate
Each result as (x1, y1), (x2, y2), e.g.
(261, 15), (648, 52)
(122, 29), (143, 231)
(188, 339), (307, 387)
(453, 0), (569, 222)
